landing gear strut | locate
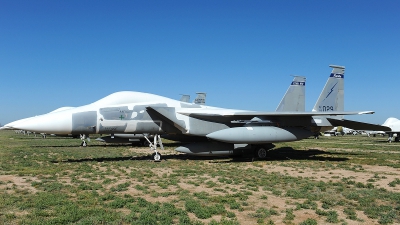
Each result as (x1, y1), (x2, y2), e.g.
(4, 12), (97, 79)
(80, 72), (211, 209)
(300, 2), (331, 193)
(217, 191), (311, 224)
(388, 133), (399, 143)
(144, 134), (164, 161)
(80, 134), (90, 147)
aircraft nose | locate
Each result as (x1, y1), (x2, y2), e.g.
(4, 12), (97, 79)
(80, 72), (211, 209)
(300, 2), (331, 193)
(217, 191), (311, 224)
(12, 112), (72, 134)
(2, 118), (32, 130)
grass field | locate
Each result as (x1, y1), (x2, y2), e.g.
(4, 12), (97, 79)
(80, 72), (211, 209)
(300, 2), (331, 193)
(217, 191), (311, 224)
(0, 130), (399, 224)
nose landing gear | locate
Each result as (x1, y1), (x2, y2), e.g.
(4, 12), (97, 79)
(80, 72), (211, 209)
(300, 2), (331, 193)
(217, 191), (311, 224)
(144, 134), (164, 161)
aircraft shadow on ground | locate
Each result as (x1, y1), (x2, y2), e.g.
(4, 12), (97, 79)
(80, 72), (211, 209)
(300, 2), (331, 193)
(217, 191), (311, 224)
(373, 140), (396, 143)
(32, 143), (138, 148)
(258, 147), (349, 162)
(52, 146), (350, 164)
(52, 153), (192, 163)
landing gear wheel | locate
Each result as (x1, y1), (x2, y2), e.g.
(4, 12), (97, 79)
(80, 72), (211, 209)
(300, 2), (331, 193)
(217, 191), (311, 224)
(257, 148), (267, 159)
(152, 153), (161, 161)
(81, 141), (87, 147)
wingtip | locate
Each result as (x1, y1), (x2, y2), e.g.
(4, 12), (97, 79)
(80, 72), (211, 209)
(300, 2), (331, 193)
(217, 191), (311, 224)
(359, 111), (375, 115)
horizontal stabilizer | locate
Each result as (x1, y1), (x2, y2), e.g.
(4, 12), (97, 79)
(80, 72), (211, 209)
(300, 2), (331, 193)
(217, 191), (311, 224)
(327, 118), (391, 131)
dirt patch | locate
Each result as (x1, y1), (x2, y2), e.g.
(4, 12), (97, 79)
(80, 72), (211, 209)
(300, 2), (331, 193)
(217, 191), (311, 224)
(0, 175), (40, 194)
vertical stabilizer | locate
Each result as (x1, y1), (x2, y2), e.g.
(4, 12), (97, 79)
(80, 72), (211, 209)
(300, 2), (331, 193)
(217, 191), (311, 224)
(312, 65), (345, 119)
(194, 92), (206, 105)
(179, 94), (190, 103)
(276, 76), (306, 111)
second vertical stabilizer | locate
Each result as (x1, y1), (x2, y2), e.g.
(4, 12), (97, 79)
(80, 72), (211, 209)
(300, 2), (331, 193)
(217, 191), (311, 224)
(276, 76), (306, 112)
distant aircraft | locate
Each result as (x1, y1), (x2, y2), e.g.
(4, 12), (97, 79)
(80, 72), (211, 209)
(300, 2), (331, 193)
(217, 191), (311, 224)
(4, 65), (375, 160)
(322, 126), (358, 136)
(342, 127), (358, 135)
(326, 117), (391, 139)
(338, 117), (399, 141)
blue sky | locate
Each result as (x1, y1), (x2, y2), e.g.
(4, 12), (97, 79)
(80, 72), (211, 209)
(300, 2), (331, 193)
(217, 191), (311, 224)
(1, 0), (399, 125)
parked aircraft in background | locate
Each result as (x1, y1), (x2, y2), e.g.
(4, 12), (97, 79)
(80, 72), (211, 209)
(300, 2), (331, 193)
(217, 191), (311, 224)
(323, 126), (358, 136)
(4, 65), (376, 160)
(342, 127), (358, 135)
(327, 118), (391, 139)
(363, 130), (386, 137)
(318, 117), (398, 141)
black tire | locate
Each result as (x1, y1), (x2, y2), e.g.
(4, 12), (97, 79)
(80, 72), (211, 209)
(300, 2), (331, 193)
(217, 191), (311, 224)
(256, 148), (267, 159)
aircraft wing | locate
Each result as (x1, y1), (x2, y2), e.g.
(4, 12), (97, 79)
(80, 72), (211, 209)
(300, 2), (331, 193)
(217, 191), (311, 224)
(327, 118), (391, 131)
(177, 109), (374, 117)
(148, 106), (373, 123)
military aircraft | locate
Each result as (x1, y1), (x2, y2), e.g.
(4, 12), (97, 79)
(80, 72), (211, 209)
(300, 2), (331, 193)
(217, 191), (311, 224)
(326, 117), (391, 139)
(97, 77), (305, 146)
(332, 117), (399, 141)
(4, 65), (375, 160)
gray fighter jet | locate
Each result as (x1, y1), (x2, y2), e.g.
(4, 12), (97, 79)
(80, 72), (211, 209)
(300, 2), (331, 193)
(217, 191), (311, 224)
(4, 65), (374, 160)
(97, 76), (305, 146)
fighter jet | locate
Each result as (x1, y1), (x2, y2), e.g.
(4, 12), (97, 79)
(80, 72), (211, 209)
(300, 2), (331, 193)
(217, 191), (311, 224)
(98, 76), (304, 147)
(5, 65), (374, 160)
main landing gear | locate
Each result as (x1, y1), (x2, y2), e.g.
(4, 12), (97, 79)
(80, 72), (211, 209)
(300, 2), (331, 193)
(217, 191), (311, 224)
(388, 133), (399, 143)
(80, 134), (90, 147)
(144, 134), (164, 161)
(255, 147), (268, 159)
(252, 144), (275, 160)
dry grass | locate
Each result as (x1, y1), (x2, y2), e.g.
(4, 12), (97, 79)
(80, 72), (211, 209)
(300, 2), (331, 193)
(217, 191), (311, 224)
(0, 131), (399, 224)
